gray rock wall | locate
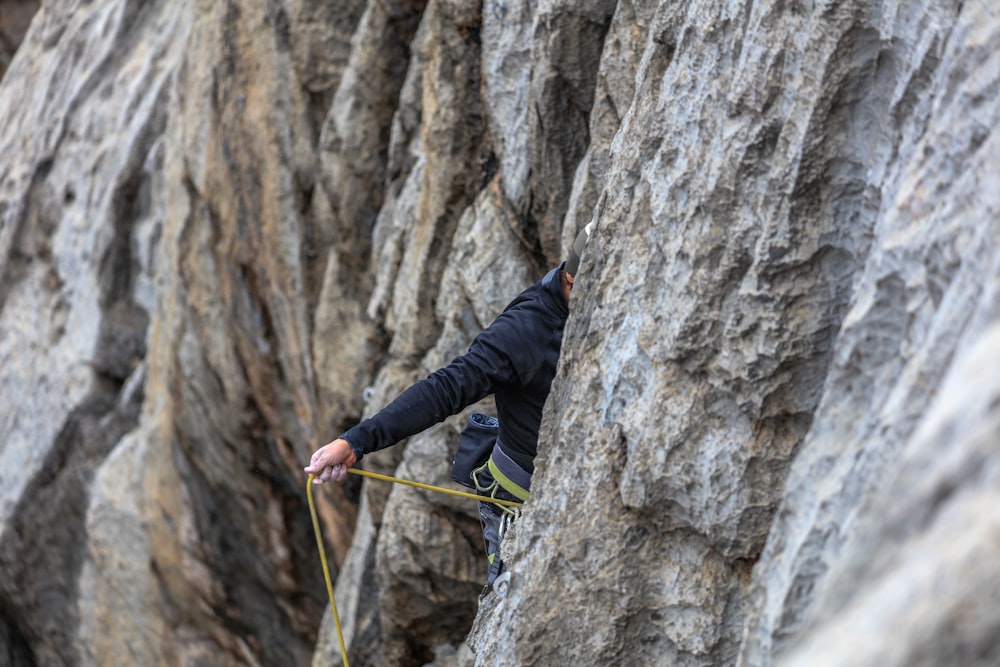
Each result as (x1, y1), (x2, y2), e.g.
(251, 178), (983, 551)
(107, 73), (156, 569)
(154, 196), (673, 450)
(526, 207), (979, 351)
(743, 5), (1000, 665)
(0, 1), (997, 666)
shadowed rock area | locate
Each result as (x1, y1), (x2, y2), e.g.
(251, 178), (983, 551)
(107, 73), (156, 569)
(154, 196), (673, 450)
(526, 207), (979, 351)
(0, 1), (997, 666)
(0, 1), (38, 80)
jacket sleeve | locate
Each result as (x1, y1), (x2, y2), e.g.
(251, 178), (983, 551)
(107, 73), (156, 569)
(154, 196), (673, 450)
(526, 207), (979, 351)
(340, 312), (537, 458)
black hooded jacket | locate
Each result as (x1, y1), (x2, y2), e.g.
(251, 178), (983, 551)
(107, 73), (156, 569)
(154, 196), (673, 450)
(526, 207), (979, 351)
(341, 266), (569, 473)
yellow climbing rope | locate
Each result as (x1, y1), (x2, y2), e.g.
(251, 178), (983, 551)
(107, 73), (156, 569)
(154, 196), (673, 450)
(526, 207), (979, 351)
(307, 467), (523, 667)
(307, 473), (351, 667)
(346, 466), (523, 508)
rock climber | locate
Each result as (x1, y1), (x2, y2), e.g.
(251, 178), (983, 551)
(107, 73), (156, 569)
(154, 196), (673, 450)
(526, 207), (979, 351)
(305, 224), (592, 591)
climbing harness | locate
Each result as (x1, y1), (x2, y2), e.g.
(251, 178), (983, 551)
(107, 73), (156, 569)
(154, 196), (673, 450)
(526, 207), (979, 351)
(472, 441), (532, 515)
(307, 467), (523, 667)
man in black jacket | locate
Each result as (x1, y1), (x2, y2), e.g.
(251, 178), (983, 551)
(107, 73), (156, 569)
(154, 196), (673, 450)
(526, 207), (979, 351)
(305, 226), (590, 588)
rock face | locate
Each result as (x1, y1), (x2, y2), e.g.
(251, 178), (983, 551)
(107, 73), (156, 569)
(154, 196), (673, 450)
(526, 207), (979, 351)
(0, 1), (997, 666)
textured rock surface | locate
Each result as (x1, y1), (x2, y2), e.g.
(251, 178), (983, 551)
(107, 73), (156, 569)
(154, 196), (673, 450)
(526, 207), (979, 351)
(0, 0), (997, 666)
(741, 5), (1000, 665)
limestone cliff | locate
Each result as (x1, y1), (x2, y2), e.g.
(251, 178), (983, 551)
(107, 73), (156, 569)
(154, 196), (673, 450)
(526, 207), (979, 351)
(0, 1), (997, 666)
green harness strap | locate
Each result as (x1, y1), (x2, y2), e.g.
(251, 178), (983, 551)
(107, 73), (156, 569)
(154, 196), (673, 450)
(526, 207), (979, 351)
(486, 456), (531, 501)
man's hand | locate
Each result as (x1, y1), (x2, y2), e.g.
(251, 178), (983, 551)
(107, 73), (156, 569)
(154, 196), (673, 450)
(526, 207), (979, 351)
(304, 438), (358, 484)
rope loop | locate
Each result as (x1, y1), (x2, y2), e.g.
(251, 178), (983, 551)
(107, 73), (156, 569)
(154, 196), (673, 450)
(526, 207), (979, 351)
(307, 466), (524, 667)
(472, 461), (520, 516)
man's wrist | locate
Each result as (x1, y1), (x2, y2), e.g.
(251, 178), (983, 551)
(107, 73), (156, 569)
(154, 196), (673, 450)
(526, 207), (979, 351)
(340, 435), (363, 464)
